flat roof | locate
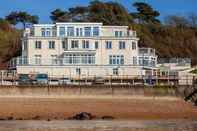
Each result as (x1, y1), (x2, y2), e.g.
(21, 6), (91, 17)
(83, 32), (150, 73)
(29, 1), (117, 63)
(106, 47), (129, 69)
(32, 22), (131, 27)
(56, 22), (103, 25)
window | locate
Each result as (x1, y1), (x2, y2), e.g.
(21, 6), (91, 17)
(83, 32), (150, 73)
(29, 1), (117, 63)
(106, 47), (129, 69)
(62, 41), (68, 50)
(23, 56), (28, 65)
(63, 53), (95, 65)
(82, 40), (89, 49)
(51, 55), (58, 65)
(119, 31), (123, 37)
(139, 57), (149, 66)
(132, 42), (137, 50)
(76, 68), (81, 75)
(93, 27), (99, 36)
(150, 57), (156, 67)
(109, 55), (124, 65)
(71, 40), (79, 49)
(120, 55), (124, 64)
(115, 31), (119, 37)
(139, 57), (143, 66)
(46, 28), (51, 36)
(41, 28), (45, 37)
(133, 57), (137, 65)
(49, 41), (55, 49)
(115, 31), (123, 37)
(106, 41), (112, 49)
(35, 55), (41, 65)
(22, 41), (27, 50)
(67, 27), (74, 36)
(41, 28), (51, 37)
(76, 28), (83, 36)
(119, 41), (126, 49)
(84, 27), (91, 37)
(35, 41), (42, 49)
(113, 68), (119, 75)
(80, 28), (83, 36)
(59, 27), (65, 36)
(76, 28), (79, 36)
(52, 27), (56, 37)
(143, 57), (149, 66)
(95, 41), (99, 49)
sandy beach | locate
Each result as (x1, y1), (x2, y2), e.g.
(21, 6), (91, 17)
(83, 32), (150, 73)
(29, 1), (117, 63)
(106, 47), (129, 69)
(0, 95), (196, 120)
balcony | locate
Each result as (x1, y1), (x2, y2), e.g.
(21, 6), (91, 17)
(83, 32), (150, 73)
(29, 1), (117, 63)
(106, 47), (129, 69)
(9, 55), (96, 67)
(139, 48), (156, 57)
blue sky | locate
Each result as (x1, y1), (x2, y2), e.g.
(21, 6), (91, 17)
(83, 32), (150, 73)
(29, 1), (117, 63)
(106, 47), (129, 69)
(0, 0), (196, 23)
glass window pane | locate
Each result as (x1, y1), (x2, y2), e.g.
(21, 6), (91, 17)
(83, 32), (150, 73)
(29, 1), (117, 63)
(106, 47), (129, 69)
(59, 27), (65, 36)
(67, 27), (74, 36)
(93, 27), (99, 36)
(84, 27), (91, 37)
(95, 41), (99, 49)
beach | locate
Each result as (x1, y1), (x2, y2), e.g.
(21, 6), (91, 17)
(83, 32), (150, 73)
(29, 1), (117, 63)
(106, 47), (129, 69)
(0, 95), (196, 120)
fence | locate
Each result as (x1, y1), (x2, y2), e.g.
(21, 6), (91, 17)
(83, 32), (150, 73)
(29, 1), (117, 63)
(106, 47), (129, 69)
(0, 70), (196, 86)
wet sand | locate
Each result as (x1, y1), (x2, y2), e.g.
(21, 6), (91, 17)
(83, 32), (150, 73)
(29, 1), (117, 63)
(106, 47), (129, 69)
(0, 120), (197, 131)
(0, 95), (196, 120)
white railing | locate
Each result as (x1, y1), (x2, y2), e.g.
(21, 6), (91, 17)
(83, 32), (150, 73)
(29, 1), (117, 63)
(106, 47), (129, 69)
(139, 48), (156, 56)
(11, 56), (96, 66)
(9, 57), (157, 69)
(158, 58), (191, 66)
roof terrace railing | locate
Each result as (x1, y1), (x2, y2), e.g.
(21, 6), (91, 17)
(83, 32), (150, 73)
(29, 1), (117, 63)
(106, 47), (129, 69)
(139, 48), (156, 56)
(158, 58), (191, 66)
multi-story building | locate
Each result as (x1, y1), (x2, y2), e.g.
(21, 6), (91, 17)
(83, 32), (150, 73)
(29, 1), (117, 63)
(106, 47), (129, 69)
(13, 22), (157, 78)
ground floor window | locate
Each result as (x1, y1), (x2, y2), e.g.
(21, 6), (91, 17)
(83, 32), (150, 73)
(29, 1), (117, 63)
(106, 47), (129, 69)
(51, 55), (58, 65)
(113, 68), (119, 75)
(35, 55), (41, 65)
(109, 55), (124, 65)
(62, 53), (95, 65)
(76, 68), (81, 75)
(139, 56), (156, 67)
(133, 56), (137, 65)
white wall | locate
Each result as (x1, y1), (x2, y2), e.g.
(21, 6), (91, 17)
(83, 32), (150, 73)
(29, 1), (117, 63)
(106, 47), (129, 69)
(19, 23), (142, 77)
(17, 65), (141, 78)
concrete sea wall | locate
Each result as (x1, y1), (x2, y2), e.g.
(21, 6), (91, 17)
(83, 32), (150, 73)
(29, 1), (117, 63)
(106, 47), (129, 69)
(0, 85), (186, 97)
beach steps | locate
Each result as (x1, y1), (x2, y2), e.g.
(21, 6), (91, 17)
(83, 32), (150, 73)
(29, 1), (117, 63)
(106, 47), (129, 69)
(184, 85), (197, 105)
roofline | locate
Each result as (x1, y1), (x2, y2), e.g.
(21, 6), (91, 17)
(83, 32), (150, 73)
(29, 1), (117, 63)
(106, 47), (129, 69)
(33, 24), (55, 27)
(56, 22), (103, 25)
(103, 26), (128, 28)
(32, 23), (130, 27)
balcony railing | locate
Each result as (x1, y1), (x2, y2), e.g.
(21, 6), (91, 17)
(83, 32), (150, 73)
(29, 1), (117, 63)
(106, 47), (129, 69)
(158, 58), (191, 66)
(9, 56), (157, 69)
(139, 48), (156, 56)
(23, 29), (137, 38)
(10, 56), (97, 67)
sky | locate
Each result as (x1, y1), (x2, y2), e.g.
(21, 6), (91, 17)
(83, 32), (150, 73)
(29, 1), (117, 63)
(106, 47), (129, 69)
(0, 0), (196, 23)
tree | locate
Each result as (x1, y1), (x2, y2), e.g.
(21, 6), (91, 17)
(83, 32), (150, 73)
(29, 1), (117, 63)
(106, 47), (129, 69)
(0, 19), (21, 66)
(50, 1), (133, 25)
(88, 1), (133, 25)
(0, 18), (12, 31)
(68, 6), (89, 22)
(6, 11), (39, 29)
(131, 2), (160, 24)
(188, 13), (197, 28)
(50, 9), (69, 22)
(165, 15), (189, 28)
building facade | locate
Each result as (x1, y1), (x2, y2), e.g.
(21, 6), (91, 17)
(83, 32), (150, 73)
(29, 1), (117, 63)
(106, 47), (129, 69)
(14, 22), (157, 78)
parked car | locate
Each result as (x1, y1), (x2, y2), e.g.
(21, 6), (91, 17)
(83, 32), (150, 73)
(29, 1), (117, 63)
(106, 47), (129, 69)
(92, 77), (105, 85)
(18, 74), (32, 85)
(58, 77), (71, 85)
(49, 79), (59, 85)
(34, 74), (48, 85)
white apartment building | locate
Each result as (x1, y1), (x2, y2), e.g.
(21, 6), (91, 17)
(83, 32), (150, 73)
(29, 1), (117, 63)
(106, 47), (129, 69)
(14, 22), (157, 78)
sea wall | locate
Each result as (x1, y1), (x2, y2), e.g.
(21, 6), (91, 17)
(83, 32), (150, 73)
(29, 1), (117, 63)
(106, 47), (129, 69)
(0, 85), (186, 97)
